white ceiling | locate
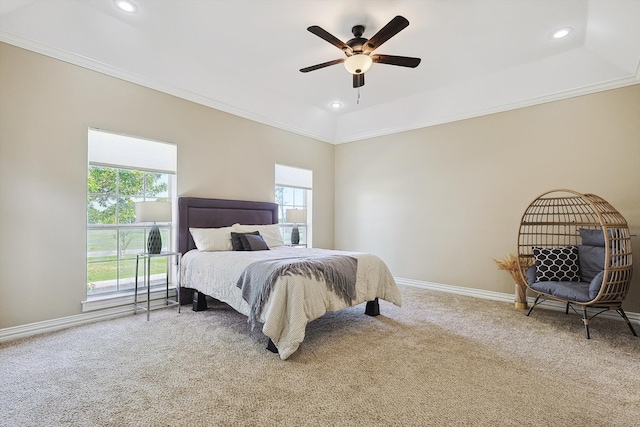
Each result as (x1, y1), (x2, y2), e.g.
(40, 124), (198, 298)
(1, 0), (639, 144)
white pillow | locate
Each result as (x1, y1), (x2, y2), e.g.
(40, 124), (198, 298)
(234, 223), (285, 248)
(189, 226), (235, 251)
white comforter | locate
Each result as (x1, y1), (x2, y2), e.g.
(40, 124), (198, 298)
(180, 246), (402, 359)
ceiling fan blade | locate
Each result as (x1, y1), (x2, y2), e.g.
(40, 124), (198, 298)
(300, 58), (345, 73)
(364, 16), (409, 53)
(307, 26), (352, 54)
(372, 54), (421, 68)
(353, 73), (365, 88)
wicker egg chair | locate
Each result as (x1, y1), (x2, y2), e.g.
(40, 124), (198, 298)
(517, 189), (636, 338)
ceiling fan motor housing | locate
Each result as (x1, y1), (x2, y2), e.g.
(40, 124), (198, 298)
(346, 25), (367, 55)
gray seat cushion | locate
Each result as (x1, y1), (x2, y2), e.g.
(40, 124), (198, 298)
(529, 280), (591, 302)
(526, 266), (604, 302)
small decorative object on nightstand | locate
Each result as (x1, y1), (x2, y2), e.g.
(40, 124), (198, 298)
(286, 209), (307, 245)
(136, 201), (171, 254)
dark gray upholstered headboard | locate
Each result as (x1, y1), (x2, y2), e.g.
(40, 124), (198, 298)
(178, 197), (279, 255)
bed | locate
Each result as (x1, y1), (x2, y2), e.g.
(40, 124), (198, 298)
(177, 197), (402, 359)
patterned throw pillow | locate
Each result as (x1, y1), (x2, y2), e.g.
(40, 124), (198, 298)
(533, 246), (581, 282)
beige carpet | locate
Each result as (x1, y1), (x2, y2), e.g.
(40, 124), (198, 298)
(1, 285), (639, 426)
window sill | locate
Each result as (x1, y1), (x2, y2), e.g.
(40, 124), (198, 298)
(82, 287), (177, 312)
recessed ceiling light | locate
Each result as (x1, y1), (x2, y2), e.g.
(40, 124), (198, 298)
(330, 102), (343, 109)
(552, 27), (572, 39)
(114, 0), (138, 13)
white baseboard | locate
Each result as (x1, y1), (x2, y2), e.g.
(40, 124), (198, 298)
(395, 277), (640, 326)
(2, 279), (637, 343)
(82, 288), (177, 312)
(0, 293), (179, 343)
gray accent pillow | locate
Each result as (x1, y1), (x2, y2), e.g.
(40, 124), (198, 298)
(526, 265), (537, 285)
(533, 246), (581, 282)
(588, 271), (605, 300)
(230, 231), (259, 251)
(578, 228), (605, 247)
(577, 245), (605, 282)
(240, 234), (269, 251)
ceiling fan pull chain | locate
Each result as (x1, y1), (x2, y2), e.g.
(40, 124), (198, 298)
(357, 87), (361, 104)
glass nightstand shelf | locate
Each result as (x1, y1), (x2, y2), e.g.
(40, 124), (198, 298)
(134, 251), (181, 320)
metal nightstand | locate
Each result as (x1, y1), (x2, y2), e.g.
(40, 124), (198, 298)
(134, 251), (181, 320)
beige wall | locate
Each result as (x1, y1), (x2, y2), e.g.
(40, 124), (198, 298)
(335, 84), (640, 312)
(0, 43), (335, 328)
(2, 40), (638, 331)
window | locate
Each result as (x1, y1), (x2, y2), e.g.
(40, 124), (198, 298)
(275, 164), (312, 246)
(87, 129), (177, 297)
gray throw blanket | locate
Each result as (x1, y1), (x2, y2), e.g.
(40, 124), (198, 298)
(237, 255), (358, 328)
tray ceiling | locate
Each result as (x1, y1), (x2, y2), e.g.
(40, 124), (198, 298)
(1, 0), (639, 143)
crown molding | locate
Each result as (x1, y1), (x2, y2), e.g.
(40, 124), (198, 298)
(333, 75), (640, 144)
(2, 30), (638, 146)
(0, 31), (335, 144)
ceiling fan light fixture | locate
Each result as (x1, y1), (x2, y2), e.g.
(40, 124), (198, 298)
(344, 54), (372, 75)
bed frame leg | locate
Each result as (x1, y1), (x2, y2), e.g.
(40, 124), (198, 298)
(179, 287), (194, 305)
(365, 298), (380, 316)
(192, 291), (208, 311)
(266, 338), (278, 354)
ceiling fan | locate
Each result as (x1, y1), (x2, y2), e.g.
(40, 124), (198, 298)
(300, 15), (421, 88)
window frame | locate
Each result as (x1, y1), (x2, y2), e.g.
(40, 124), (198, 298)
(87, 165), (175, 297)
(275, 164), (313, 247)
(86, 129), (177, 300)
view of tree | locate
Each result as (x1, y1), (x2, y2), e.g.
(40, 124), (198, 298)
(88, 166), (168, 254)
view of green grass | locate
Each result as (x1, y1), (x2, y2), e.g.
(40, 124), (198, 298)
(87, 255), (167, 282)
(87, 228), (171, 284)
(88, 229), (170, 251)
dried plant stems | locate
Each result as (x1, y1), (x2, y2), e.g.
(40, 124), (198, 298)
(494, 254), (533, 308)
